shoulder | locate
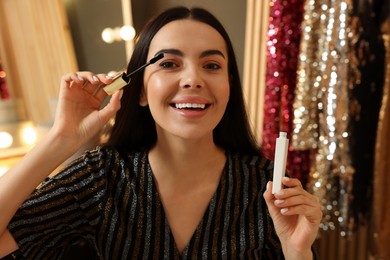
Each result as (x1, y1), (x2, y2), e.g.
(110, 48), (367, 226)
(83, 145), (148, 176)
(49, 146), (145, 183)
(36, 146), (147, 198)
(71, 145), (144, 166)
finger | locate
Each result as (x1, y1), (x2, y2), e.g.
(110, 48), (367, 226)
(97, 73), (115, 83)
(61, 72), (100, 93)
(272, 177), (306, 200)
(98, 89), (123, 123)
(273, 191), (322, 222)
(263, 181), (281, 215)
(281, 177), (303, 189)
(62, 72), (84, 85)
(263, 181), (274, 201)
(273, 183), (316, 206)
(91, 74), (115, 97)
(72, 72), (110, 99)
(80, 73), (101, 89)
(273, 192), (317, 210)
(277, 202), (323, 224)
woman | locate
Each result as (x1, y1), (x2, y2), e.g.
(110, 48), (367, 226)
(0, 6), (321, 259)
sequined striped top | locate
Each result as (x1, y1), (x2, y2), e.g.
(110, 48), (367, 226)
(8, 146), (285, 259)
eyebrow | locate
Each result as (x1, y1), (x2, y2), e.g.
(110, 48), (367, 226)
(155, 49), (226, 59)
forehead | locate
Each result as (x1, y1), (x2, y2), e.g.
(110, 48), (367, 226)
(148, 19), (227, 56)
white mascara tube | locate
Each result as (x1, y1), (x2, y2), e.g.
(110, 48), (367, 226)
(272, 132), (289, 194)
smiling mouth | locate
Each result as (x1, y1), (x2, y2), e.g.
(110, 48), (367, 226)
(172, 103), (209, 110)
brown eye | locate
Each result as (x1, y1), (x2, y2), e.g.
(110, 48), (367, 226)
(160, 61), (178, 69)
(204, 63), (221, 70)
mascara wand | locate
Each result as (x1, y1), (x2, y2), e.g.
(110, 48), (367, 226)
(102, 52), (164, 95)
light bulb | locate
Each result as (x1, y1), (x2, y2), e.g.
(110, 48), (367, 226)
(21, 126), (37, 146)
(119, 25), (136, 41)
(0, 131), (13, 148)
(101, 28), (115, 44)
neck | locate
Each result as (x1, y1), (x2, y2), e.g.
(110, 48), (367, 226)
(148, 133), (226, 185)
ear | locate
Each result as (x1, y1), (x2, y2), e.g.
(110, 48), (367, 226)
(139, 89), (148, 106)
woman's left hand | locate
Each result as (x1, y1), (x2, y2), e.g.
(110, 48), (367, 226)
(263, 177), (322, 259)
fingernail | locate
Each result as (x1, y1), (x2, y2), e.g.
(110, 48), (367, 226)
(281, 208), (288, 214)
(283, 177), (290, 181)
(92, 75), (99, 81)
(275, 199), (284, 205)
(106, 74), (113, 79)
(276, 190), (284, 196)
(266, 182), (270, 191)
(78, 75), (84, 81)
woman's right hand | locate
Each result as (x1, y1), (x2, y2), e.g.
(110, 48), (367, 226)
(51, 72), (122, 147)
(0, 72), (123, 247)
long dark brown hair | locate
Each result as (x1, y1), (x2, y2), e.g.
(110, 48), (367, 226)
(108, 6), (260, 155)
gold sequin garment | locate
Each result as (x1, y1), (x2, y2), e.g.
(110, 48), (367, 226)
(292, 0), (358, 234)
(8, 146), (288, 259)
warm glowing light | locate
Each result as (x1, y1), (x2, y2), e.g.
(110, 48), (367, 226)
(22, 126), (37, 146)
(102, 26), (136, 43)
(120, 25), (136, 41)
(101, 28), (115, 44)
(0, 166), (8, 178)
(0, 131), (13, 148)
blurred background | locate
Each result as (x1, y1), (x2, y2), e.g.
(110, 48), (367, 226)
(1, 0), (389, 259)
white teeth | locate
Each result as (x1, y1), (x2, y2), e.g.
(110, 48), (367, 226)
(175, 103), (206, 109)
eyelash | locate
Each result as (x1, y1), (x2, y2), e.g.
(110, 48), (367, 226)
(159, 61), (178, 69)
(204, 63), (221, 70)
(159, 61), (222, 70)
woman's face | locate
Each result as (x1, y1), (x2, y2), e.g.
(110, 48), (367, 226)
(142, 19), (230, 141)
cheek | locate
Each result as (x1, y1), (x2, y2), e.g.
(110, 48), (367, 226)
(218, 78), (230, 103)
(143, 77), (173, 107)
(219, 82), (231, 115)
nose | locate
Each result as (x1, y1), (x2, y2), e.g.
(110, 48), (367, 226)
(180, 65), (204, 89)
